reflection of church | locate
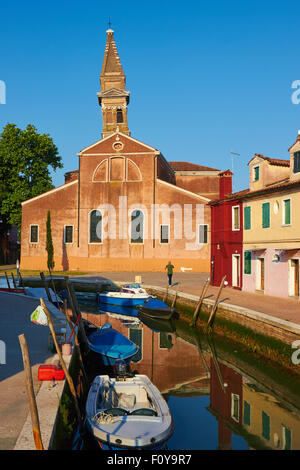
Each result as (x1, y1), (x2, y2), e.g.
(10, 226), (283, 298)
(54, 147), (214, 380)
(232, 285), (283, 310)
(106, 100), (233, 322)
(83, 311), (210, 395)
(20, 28), (229, 273)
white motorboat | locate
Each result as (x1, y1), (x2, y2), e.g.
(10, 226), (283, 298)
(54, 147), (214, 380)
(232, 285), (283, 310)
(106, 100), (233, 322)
(85, 373), (174, 450)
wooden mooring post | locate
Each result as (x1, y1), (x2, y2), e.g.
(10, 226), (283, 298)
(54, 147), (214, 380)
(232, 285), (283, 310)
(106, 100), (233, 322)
(171, 284), (180, 309)
(11, 272), (17, 289)
(41, 298), (83, 429)
(206, 275), (226, 331)
(163, 285), (169, 303)
(18, 334), (44, 450)
(19, 271), (26, 291)
(190, 277), (210, 327)
(40, 272), (52, 303)
(4, 271), (11, 291)
(64, 276), (89, 352)
(63, 299), (89, 392)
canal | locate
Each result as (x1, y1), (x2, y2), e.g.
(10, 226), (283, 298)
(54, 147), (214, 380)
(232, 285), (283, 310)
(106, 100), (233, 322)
(67, 296), (300, 451)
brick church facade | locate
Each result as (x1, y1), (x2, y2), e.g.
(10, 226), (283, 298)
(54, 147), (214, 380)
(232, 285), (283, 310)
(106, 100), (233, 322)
(20, 28), (229, 273)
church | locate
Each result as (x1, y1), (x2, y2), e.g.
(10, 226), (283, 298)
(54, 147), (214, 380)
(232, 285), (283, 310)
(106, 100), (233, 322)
(20, 28), (230, 273)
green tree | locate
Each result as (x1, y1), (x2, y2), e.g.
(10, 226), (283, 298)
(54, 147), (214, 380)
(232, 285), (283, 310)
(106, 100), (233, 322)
(46, 210), (54, 272)
(0, 123), (63, 227)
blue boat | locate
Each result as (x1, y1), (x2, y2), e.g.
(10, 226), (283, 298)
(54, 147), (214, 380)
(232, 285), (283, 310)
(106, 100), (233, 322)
(86, 323), (139, 366)
(98, 291), (149, 307)
(137, 297), (176, 320)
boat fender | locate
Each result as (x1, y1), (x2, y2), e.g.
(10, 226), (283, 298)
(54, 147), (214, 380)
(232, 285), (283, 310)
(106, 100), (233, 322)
(101, 322), (112, 330)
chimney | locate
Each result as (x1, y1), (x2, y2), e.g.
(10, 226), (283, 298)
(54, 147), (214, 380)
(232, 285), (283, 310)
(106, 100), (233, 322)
(64, 170), (79, 184)
(218, 170), (233, 199)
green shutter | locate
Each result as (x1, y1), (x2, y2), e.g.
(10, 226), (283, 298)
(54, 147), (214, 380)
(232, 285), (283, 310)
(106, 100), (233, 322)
(262, 202), (270, 228)
(284, 199), (291, 225)
(244, 206), (251, 230)
(283, 426), (292, 450)
(244, 251), (252, 274)
(262, 411), (270, 440)
(243, 401), (251, 426)
(254, 166), (259, 181)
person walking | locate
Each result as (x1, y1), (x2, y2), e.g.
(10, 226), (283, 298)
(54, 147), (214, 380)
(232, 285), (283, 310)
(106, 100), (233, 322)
(165, 261), (174, 286)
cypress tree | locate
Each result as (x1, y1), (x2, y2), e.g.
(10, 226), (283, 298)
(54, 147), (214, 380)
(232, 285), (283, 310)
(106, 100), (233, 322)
(46, 210), (54, 272)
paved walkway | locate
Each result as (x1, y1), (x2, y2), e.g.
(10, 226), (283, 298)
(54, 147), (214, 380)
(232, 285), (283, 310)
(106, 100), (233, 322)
(78, 272), (300, 325)
(0, 292), (53, 450)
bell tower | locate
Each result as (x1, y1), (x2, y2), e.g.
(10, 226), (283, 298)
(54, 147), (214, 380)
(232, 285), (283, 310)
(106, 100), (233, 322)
(97, 28), (130, 138)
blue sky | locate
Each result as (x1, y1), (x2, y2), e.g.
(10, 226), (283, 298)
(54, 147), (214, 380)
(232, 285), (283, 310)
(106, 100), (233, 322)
(1, 0), (299, 192)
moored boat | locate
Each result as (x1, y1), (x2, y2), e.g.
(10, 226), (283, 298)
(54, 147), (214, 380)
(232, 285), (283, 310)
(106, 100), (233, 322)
(137, 297), (176, 320)
(137, 311), (176, 333)
(98, 291), (149, 307)
(85, 373), (174, 450)
(86, 322), (139, 366)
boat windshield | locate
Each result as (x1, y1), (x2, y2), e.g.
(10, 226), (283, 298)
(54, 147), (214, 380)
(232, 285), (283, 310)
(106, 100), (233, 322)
(130, 408), (158, 416)
(105, 407), (128, 416)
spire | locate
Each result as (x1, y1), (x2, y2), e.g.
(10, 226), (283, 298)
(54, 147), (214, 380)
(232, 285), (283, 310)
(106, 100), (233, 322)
(100, 28), (126, 78)
(97, 29), (130, 138)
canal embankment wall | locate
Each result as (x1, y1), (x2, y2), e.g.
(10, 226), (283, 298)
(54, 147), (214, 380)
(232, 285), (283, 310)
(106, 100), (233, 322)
(143, 285), (300, 345)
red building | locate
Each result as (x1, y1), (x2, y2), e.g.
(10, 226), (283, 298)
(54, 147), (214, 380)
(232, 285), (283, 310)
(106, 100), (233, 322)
(209, 171), (244, 288)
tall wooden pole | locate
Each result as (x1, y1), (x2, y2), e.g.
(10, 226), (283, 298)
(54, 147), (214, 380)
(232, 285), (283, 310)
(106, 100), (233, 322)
(4, 271), (11, 291)
(40, 272), (52, 303)
(206, 275), (226, 330)
(64, 300), (89, 389)
(11, 272), (17, 289)
(18, 334), (44, 450)
(41, 298), (83, 428)
(64, 277), (89, 350)
(190, 277), (210, 327)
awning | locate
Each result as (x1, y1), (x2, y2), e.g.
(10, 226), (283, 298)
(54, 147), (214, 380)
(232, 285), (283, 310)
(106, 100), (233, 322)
(244, 247), (266, 252)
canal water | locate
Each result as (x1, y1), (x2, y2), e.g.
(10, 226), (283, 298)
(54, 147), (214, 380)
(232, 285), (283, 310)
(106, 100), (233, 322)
(72, 297), (300, 451)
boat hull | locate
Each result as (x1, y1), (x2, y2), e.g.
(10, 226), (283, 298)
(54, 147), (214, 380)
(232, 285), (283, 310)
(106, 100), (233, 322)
(99, 293), (149, 307)
(85, 374), (174, 450)
(86, 323), (139, 366)
(137, 298), (176, 320)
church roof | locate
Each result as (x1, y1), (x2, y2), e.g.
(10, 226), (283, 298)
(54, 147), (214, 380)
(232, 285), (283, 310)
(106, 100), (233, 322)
(169, 161), (220, 172)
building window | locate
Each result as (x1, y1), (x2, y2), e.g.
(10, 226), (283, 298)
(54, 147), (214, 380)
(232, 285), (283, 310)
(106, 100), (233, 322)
(243, 401), (251, 426)
(64, 225), (74, 244)
(116, 109), (123, 124)
(232, 206), (240, 230)
(198, 224), (208, 244)
(282, 425), (292, 450)
(244, 206), (251, 230)
(283, 199), (291, 225)
(30, 225), (39, 243)
(262, 202), (270, 228)
(160, 224), (169, 244)
(254, 166), (260, 181)
(130, 210), (144, 243)
(89, 210), (102, 243)
(262, 411), (270, 440)
(293, 151), (300, 174)
(244, 251), (252, 275)
(231, 393), (240, 422)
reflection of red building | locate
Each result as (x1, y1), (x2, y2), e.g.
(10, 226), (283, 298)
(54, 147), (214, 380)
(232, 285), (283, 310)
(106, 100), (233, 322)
(208, 359), (243, 450)
(83, 312), (209, 394)
(209, 171), (244, 289)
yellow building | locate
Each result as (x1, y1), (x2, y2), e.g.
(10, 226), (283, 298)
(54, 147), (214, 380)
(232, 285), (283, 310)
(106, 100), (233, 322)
(239, 131), (300, 298)
(241, 381), (300, 450)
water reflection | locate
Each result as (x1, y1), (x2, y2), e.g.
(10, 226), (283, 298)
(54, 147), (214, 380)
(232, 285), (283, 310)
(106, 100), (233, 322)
(79, 300), (300, 450)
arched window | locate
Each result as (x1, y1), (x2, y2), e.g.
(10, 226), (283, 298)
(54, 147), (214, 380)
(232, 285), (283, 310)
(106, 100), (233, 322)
(130, 210), (144, 244)
(89, 210), (102, 243)
(116, 109), (123, 124)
